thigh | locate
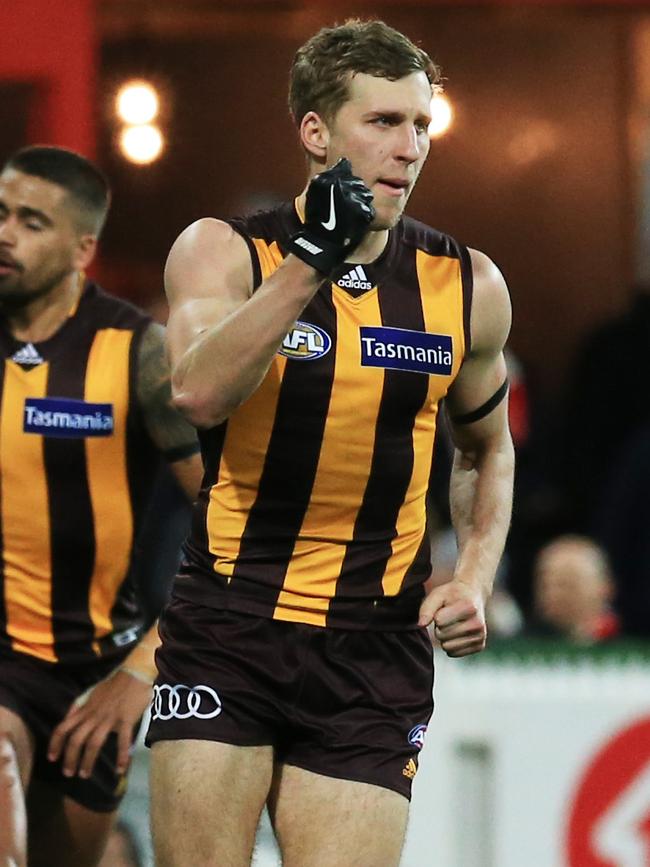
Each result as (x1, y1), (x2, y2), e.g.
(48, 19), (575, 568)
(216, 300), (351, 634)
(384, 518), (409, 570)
(27, 779), (115, 867)
(150, 739), (274, 867)
(0, 704), (35, 786)
(0, 706), (35, 867)
(282, 627), (434, 800)
(269, 764), (409, 867)
(0, 650), (126, 813)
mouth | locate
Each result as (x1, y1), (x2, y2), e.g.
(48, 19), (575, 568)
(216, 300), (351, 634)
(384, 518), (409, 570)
(375, 178), (410, 198)
(0, 253), (19, 276)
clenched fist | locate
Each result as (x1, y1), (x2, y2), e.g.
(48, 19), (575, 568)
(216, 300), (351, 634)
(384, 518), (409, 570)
(288, 158), (375, 274)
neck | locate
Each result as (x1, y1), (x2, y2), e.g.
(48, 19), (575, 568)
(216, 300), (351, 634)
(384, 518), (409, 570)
(296, 189), (390, 265)
(6, 271), (83, 343)
(346, 228), (390, 264)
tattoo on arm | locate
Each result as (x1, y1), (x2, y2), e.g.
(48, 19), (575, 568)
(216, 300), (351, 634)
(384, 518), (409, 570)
(136, 322), (200, 458)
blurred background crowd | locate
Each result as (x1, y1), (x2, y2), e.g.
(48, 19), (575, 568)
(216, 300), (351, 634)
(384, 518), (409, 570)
(3, 2), (650, 646)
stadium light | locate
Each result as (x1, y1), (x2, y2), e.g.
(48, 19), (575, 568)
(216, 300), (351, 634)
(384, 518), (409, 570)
(119, 124), (165, 165)
(115, 80), (160, 125)
(428, 93), (453, 139)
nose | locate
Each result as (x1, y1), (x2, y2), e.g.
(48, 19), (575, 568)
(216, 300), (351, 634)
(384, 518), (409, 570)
(395, 125), (422, 164)
(0, 215), (17, 245)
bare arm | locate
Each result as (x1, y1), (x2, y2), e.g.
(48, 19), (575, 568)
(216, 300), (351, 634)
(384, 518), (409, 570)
(167, 158), (375, 429)
(420, 249), (515, 657)
(135, 319), (204, 498)
(166, 218), (322, 429)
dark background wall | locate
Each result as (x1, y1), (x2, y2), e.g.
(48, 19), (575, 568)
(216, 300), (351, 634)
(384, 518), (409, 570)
(97, 4), (640, 403)
(0, 2), (643, 405)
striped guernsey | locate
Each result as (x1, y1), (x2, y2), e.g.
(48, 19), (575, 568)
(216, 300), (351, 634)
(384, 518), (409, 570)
(0, 281), (156, 663)
(177, 201), (473, 630)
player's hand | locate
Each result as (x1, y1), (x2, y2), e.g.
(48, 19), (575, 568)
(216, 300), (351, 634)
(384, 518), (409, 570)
(418, 580), (488, 657)
(47, 669), (152, 779)
(288, 157), (375, 274)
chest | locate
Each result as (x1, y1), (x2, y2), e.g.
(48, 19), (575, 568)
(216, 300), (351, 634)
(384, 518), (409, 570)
(0, 328), (133, 453)
(273, 270), (464, 421)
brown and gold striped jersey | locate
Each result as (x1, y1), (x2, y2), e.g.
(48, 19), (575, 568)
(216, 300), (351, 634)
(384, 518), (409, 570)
(177, 202), (472, 630)
(0, 281), (159, 663)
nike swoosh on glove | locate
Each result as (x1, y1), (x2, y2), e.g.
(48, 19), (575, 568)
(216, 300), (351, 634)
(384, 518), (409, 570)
(288, 158), (375, 275)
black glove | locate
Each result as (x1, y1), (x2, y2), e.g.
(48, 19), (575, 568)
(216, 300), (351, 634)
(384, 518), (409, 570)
(288, 158), (375, 275)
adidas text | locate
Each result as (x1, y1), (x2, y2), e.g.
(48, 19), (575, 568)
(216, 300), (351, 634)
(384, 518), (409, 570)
(337, 265), (372, 292)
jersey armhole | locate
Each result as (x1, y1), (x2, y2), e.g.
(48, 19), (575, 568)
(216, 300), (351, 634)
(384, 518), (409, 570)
(227, 221), (263, 292)
(458, 243), (473, 358)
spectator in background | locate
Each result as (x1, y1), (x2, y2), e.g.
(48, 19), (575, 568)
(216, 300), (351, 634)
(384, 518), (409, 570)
(559, 282), (650, 533)
(595, 422), (650, 637)
(531, 535), (619, 643)
(498, 346), (574, 621)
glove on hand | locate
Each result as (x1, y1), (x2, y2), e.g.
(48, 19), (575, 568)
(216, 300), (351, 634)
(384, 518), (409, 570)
(288, 158), (375, 275)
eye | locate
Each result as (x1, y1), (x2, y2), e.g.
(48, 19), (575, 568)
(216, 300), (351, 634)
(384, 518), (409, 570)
(26, 221), (45, 232)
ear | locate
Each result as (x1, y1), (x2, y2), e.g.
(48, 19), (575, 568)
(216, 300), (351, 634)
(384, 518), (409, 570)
(73, 234), (98, 271)
(299, 111), (330, 163)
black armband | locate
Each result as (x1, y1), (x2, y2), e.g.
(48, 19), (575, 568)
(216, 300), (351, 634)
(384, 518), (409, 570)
(163, 441), (201, 463)
(449, 378), (509, 425)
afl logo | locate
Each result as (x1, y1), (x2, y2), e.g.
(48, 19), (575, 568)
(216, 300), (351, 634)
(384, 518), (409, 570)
(408, 724), (428, 750)
(279, 321), (331, 361)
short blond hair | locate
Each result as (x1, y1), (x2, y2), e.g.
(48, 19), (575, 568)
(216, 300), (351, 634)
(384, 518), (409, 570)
(289, 19), (440, 127)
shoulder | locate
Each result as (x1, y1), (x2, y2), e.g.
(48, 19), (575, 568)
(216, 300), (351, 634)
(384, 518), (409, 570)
(81, 281), (151, 331)
(169, 203), (292, 265)
(164, 217), (254, 304)
(467, 248), (511, 356)
(165, 204), (294, 304)
(229, 202), (296, 245)
(168, 217), (250, 265)
(401, 215), (464, 259)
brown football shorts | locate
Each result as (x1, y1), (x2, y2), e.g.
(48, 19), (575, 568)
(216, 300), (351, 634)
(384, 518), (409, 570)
(146, 595), (434, 799)
(0, 649), (133, 812)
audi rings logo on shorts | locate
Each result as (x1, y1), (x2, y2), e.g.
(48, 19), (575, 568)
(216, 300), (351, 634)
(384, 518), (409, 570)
(152, 684), (222, 721)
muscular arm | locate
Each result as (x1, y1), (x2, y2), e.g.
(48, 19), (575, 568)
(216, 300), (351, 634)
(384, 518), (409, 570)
(167, 158), (375, 429)
(136, 319), (203, 498)
(166, 218), (322, 429)
(420, 249), (515, 656)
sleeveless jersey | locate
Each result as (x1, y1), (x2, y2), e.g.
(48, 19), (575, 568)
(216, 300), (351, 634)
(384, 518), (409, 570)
(0, 281), (158, 664)
(177, 202), (473, 630)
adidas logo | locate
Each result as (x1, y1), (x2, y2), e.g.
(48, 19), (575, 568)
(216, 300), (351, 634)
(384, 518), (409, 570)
(11, 343), (43, 366)
(337, 265), (372, 292)
(402, 758), (418, 780)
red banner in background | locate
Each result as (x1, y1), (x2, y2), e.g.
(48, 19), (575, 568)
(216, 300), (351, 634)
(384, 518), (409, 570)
(0, 0), (97, 157)
(567, 716), (650, 866)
